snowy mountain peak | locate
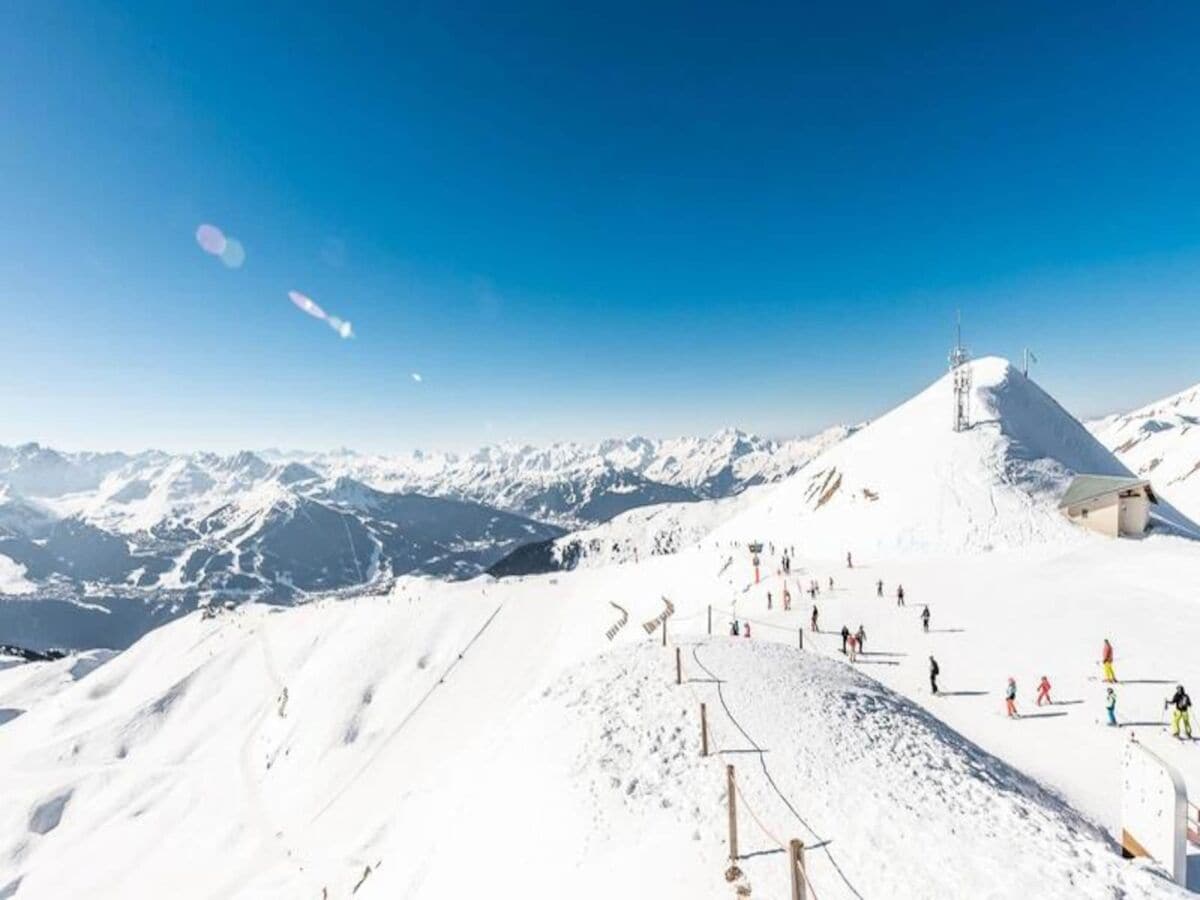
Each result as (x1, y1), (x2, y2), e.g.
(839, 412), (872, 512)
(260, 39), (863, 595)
(712, 357), (1195, 557)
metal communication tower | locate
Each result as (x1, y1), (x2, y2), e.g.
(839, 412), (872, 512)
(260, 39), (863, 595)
(949, 313), (971, 432)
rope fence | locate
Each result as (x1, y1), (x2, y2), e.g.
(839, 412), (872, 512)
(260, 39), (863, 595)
(682, 642), (865, 899)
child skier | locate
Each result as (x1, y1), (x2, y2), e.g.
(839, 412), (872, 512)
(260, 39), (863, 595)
(1105, 688), (1117, 727)
(929, 656), (940, 695)
(782, 587), (791, 611)
(847, 633), (858, 663)
(920, 605), (930, 633)
(1166, 685), (1193, 739)
(1005, 678), (1018, 718)
(1101, 639), (1116, 683)
(1036, 676), (1052, 706)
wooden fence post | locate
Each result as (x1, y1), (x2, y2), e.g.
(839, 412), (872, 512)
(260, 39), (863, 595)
(789, 840), (806, 900)
(725, 765), (742, 881)
(675, 646), (682, 685)
(707, 604), (712, 636)
(701, 703), (708, 757)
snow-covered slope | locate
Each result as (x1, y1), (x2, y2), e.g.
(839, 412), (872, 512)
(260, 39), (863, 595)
(0, 565), (1187, 899)
(1090, 380), (1200, 522)
(712, 357), (1196, 557)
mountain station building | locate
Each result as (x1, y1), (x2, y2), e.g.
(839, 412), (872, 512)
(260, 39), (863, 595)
(1059, 475), (1158, 538)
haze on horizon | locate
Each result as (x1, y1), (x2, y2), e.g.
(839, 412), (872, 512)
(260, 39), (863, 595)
(3, 4), (1200, 455)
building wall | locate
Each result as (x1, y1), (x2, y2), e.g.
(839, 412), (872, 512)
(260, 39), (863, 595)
(1066, 495), (1120, 537)
(1118, 494), (1151, 535)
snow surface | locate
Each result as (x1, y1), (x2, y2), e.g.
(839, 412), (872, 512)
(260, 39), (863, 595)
(2, 357), (1199, 898)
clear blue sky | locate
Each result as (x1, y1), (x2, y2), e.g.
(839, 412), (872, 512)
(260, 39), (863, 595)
(3, 2), (1200, 453)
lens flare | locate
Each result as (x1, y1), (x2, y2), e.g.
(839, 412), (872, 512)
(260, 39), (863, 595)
(287, 290), (353, 339)
(288, 290), (326, 319)
(195, 224), (226, 255)
(219, 238), (246, 269)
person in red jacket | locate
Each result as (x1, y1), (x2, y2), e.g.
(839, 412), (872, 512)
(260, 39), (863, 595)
(1101, 639), (1116, 683)
(1036, 675), (1052, 706)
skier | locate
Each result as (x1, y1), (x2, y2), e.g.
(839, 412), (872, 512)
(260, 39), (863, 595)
(920, 605), (930, 633)
(876, 579), (883, 598)
(847, 633), (858, 662)
(782, 587), (791, 611)
(896, 585), (906, 607)
(929, 656), (940, 695)
(767, 591), (773, 611)
(1005, 677), (1018, 718)
(1165, 685), (1193, 739)
(840, 624), (850, 655)
(828, 576), (834, 591)
(846, 551), (853, 569)
(1101, 639), (1116, 683)
(855, 624), (866, 654)
(730, 620), (740, 637)
(1105, 687), (1118, 727)
(744, 621), (752, 640)
(1036, 675), (1052, 706)
(811, 605), (820, 632)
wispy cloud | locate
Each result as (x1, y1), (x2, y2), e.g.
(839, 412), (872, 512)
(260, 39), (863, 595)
(411, 372), (423, 383)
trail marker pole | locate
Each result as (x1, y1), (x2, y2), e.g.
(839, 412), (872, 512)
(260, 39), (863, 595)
(789, 840), (806, 900)
(798, 628), (803, 650)
(662, 618), (667, 647)
(707, 605), (712, 636)
(725, 765), (742, 881)
(675, 646), (682, 685)
(700, 703), (709, 756)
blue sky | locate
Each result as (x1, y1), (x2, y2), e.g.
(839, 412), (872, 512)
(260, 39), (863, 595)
(2, 2), (1200, 453)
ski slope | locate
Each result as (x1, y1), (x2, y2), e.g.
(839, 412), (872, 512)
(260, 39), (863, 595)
(2, 357), (1199, 898)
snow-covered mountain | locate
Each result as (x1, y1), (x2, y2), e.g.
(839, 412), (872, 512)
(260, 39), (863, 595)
(0, 428), (844, 648)
(279, 426), (853, 528)
(1089, 380), (1200, 522)
(494, 358), (1198, 575)
(0, 452), (562, 649)
(3, 358), (1199, 898)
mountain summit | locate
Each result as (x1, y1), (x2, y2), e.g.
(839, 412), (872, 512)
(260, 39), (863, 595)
(714, 358), (1197, 557)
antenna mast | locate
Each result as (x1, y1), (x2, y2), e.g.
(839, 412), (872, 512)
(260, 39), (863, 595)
(949, 312), (971, 432)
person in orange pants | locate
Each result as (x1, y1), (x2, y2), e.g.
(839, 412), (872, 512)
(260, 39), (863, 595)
(1036, 676), (1052, 706)
(1005, 678), (1018, 718)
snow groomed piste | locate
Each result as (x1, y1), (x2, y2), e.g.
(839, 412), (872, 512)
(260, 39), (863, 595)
(1, 358), (1199, 898)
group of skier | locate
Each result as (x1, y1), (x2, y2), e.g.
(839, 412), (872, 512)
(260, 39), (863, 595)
(735, 547), (1193, 742)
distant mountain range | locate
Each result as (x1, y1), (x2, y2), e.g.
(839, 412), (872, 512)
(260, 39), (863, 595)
(269, 426), (853, 528)
(0, 427), (850, 647)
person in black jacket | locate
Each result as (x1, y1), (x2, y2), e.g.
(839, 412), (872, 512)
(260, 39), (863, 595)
(840, 625), (850, 654)
(929, 656), (940, 695)
(1166, 685), (1193, 739)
